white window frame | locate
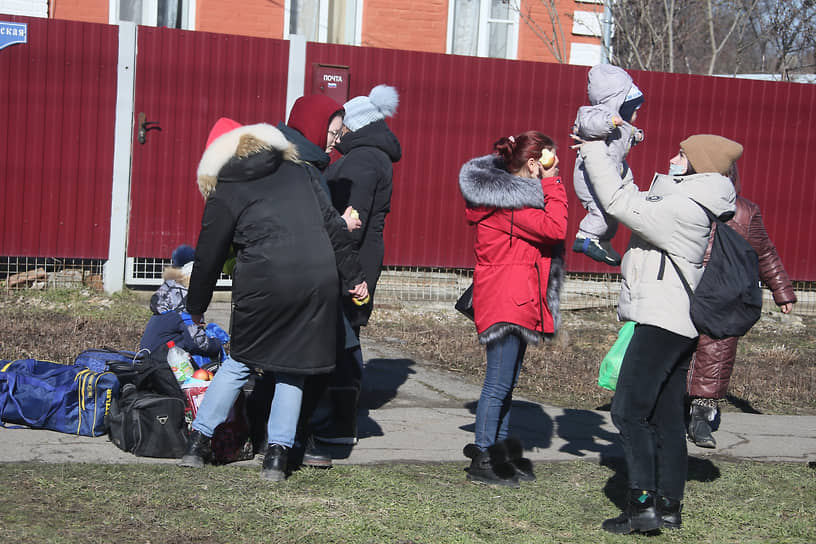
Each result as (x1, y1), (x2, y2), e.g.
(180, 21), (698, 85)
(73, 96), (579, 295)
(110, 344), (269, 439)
(284, 0), (361, 45)
(0, 0), (48, 18)
(108, 0), (196, 30)
(572, 10), (602, 37)
(447, 0), (519, 60)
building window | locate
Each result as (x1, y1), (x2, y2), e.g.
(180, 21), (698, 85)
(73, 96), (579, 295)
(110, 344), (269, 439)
(572, 10), (602, 37)
(112, 0), (194, 29)
(287, 0), (360, 45)
(449, 0), (519, 59)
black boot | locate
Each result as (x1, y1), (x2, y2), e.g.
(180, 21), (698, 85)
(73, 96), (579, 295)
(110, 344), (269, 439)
(463, 443), (519, 488)
(602, 489), (661, 534)
(179, 430), (212, 468)
(688, 401), (717, 448)
(302, 435), (333, 468)
(657, 496), (682, 529)
(261, 444), (289, 481)
(504, 437), (536, 482)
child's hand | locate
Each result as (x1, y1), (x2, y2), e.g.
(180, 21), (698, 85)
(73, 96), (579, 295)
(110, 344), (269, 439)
(612, 116), (623, 127)
(569, 132), (587, 150)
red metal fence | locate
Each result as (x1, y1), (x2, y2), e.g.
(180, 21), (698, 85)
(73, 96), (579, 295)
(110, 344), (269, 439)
(127, 28), (290, 259)
(1, 17), (814, 280)
(307, 43), (816, 279)
(0, 16), (118, 258)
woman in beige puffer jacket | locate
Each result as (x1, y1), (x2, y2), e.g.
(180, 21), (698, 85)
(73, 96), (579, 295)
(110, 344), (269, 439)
(579, 134), (740, 534)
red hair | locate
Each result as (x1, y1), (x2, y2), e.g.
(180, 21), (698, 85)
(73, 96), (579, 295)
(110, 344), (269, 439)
(493, 131), (555, 173)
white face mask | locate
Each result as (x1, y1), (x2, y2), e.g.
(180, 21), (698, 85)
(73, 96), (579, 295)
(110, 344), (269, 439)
(668, 163), (686, 176)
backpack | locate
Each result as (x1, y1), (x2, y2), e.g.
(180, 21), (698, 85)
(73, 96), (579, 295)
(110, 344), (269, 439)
(665, 203), (763, 339)
(108, 384), (188, 458)
(103, 348), (185, 401)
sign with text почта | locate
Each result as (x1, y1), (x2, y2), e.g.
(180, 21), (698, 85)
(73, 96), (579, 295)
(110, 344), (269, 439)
(0, 22), (27, 51)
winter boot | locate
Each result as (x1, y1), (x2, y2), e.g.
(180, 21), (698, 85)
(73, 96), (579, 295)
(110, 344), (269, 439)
(301, 435), (333, 468)
(688, 399), (717, 448)
(602, 489), (661, 534)
(657, 496), (683, 529)
(179, 430), (212, 468)
(504, 437), (536, 482)
(261, 444), (289, 481)
(314, 386), (360, 445)
(463, 443), (519, 488)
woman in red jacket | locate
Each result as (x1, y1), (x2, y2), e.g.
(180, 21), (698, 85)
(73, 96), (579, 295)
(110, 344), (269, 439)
(458, 131), (568, 486)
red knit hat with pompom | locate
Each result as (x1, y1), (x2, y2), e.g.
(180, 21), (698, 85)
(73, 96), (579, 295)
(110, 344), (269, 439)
(205, 117), (242, 149)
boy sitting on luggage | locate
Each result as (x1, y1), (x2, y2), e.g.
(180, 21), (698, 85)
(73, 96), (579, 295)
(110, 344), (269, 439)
(140, 245), (226, 366)
(572, 64), (644, 266)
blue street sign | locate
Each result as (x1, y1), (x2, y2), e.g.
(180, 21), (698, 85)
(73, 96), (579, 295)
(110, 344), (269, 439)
(0, 22), (28, 51)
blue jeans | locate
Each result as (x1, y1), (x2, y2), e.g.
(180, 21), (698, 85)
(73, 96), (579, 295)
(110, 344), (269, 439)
(475, 333), (526, 450)
(611, 324), (696, 500)
(191, 356), (304, 448)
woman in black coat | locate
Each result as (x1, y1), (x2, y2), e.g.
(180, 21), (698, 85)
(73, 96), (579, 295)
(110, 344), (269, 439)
(315, 84), (402, 445)
(180, 118), (364, 481)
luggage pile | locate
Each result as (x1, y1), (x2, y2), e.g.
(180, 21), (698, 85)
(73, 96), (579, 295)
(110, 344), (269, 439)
(0, 341), (254, 463)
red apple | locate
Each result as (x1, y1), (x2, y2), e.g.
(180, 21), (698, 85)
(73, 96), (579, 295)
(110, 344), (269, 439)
(192, 368), (212, 381)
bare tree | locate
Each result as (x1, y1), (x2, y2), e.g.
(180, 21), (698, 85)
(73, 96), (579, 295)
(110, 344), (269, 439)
(755, 0), (816, 78)
(509, 0), (569, 63)
(514, 0), (813, 77)
(605, 0), (685, 72)
(703, 0), (760, 74)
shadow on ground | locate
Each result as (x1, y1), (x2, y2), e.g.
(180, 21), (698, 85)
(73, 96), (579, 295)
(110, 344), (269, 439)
(556, 408), (621, 458)
(459, 400), (555, 452)
(328, 357), (416, 460)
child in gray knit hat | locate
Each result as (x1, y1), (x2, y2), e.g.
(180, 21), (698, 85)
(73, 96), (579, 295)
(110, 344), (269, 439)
(571, 64), (644, 266)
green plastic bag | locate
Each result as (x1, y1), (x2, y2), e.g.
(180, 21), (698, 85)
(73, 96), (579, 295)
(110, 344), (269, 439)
(598, 321), (636, 391)
(222, 245), (236, 276)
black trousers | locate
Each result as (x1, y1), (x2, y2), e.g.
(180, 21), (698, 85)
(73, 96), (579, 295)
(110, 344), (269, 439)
(611, 324), (697, 501)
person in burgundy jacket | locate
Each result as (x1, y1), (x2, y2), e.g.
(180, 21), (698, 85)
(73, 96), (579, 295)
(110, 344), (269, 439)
(686, 158), (797, 448)
(458, 131), (568, 487)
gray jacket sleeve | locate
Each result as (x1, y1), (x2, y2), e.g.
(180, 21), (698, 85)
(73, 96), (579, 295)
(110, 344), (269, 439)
(574, 105), (616, 139)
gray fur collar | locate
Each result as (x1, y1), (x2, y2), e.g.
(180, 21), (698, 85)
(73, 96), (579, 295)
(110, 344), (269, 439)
(459, 154), (546, 210)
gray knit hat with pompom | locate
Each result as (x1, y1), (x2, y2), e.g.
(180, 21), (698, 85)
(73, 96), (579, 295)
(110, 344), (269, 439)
(342, 84), (399, 131)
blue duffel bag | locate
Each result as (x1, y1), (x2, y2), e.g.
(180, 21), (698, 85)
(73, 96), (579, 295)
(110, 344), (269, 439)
(0, 359), (120, 437)
(74, 348), (147, 373)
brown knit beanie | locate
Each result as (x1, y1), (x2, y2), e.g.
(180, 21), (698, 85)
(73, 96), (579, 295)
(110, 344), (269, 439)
(680, 134), (743, 175)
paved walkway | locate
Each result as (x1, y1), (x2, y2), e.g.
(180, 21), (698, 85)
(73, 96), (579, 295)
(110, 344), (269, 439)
(1, 301), (814, 466)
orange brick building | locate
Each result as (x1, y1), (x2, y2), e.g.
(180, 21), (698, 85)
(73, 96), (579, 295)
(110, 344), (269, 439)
(27, 0), (602, 65)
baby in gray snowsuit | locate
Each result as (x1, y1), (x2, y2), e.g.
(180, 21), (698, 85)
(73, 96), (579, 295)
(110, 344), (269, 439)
(572, 64), (644, 266)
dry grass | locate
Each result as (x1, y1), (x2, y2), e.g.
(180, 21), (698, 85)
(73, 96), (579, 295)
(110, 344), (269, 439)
(364, 303), (816, 416)
(0, 290), (150, 364)
(1, 289), (813, 416)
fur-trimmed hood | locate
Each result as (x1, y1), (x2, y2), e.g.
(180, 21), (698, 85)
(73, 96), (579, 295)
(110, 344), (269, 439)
(196, 123), (298, 199)
(459, 155), (568, 345)
(459, 154), (546, 211)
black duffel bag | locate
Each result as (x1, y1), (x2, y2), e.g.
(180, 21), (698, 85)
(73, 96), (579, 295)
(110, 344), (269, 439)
(108, 383), (188, 458)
